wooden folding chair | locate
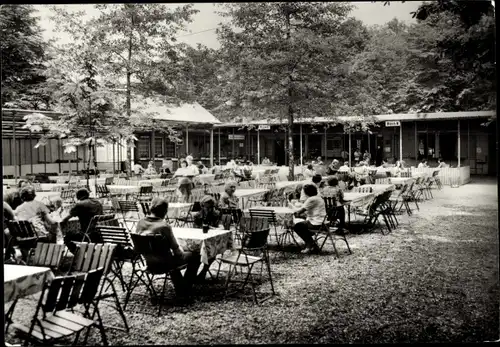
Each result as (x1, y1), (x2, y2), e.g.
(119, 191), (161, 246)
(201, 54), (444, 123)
(117, 200), (141, 232)
(71, 242), (129, 333)
(95, 226), (142, 309)
(8, 268), (108, 346)
(248, 209), (280, 245)
(6, 220), (47, 263)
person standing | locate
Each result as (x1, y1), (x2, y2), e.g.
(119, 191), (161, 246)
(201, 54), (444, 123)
(375, 146), (383, 167)
(133, 162), (145, 178)
(354, 148), (361, 164)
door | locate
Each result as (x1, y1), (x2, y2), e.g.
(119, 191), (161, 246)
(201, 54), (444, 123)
(274, 139), (286, 166)
(439, 133), (457, 161)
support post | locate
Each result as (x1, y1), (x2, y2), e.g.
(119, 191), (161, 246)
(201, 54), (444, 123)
(368, 130), (371, 163)
(299, 124), (303, 167)
(324, 126), (327, 160)
(467, 120), (470, 167)
(58, 138), (62, 174)
(458, 120), (461, 168)
(185, 125), (189, 155)
(348, 131), (352, 167)
(218, 128), (221, 165)
(210, 128), (214, 167)
(113, 140), (116, 175)
(29, 130), (33, 174)
(44, 144), (47, 174)
(414, 121), (418, 163)
(257, 129), (260, 165)
(12, 113), (17, 183)
(151, 130), (155, 161)
(232, 128), (235, 159)
(399, 122), (403, 162)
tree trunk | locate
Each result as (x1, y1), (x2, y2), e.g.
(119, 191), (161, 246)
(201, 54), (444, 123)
(285, 8), (295, 180)
(126, 16), (133, 178)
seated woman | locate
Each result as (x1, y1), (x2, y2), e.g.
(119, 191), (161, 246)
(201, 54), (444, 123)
(193, 195), (221, 228)
(174, 159), (189, 177)
(303, 164), (315, 179)
(176, 177), (194, 202)
(14, 186), (58, 243)
(220, 182), (239, 209)
(143, 160), (157, 176)
(437, 158), (449, 168)
(292, 184), (327, 254)
(393, 160), (404, 177)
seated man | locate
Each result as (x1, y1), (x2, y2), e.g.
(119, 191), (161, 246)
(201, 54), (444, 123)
(193, 195), (221, 228)
(418, 159), (429, 168)
(293, 184), (327, 254)
(60, 188), (103, 253)
(135, 197), (201, 296)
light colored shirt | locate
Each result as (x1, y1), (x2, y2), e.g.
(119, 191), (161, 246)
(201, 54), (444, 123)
(303, 169), (315, 179)
(220, 191), (239, 209)
(302, 195), (327, 225)
(133, 164), (144, 175)
(418, 163), (428, 168)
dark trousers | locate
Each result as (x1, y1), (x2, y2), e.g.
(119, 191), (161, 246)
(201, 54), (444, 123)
(169, 251), (202, 296)
(293, 221), (321, 248)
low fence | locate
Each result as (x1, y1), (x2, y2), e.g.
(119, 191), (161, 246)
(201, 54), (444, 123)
(413, 166), (470, 186)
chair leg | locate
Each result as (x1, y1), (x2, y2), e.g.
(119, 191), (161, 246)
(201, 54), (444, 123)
(105, 278), (130, 332)
(264, 252), (275, 295)
(158, 275), (168, 316)
(224, 265), (234, 298)
(329, 233), (340, 258)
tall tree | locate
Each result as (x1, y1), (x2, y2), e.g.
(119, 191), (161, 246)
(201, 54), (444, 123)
(215, 2), (373, 177)
(0, 5), (49, 109)
(49, 4), (198, 175)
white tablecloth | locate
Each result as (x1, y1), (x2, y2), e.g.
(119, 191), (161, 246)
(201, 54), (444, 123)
(138, 179), (165, 187)
(39, 183), (68, 191)
(389, 177), (415, 185)
(4, 265), (54, 302)
(172, 228), (233, 265)
(107, 185), (140, 195)
(194, 174), (216, 185)
(168, 202), (193, 219)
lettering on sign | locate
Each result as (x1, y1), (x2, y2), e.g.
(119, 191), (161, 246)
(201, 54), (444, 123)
(228, 134), (245, 140)
(258, 125), (270, 130)
(385, 121), (401, 127)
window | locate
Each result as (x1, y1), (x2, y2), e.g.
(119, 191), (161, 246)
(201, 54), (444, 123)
(165, 139), (176, 158)
(138, 135), (150, 159)
(154, 135), (163, 157)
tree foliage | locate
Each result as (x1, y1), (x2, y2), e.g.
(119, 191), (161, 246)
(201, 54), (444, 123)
(214, 2), (376, 174)
(0, 5), (50, 109)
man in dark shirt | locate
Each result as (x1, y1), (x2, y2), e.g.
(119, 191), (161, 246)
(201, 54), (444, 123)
(193, 195), (221, 228)
(60, 188), (103, 252)
(135, 197), (201, 297)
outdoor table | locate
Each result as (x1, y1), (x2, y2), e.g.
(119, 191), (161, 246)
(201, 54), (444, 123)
(171, 227), (233, 265)
(362, 184), (396, 193)
(35, 191), (61, 203)
(80, 178), (107, 186)
(137, 179), (164, 187)
(39, 183), (67, 191)
(2, 179), (18, 187)
(389, 177), (414, 186)
(234, 188), (269, 209)
(275, 180), (309, 190)
(193, 174), (216, 185)
(167, 202), (193, 219)
(343, 191), (376, 226)
(107, 185), (140, 195)
(251, 167), (277, 180)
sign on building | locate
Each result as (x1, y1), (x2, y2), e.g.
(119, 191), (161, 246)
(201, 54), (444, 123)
(228, 134), (245, 140)
(258, 125), (270, 130)
(385, 121), (401, 127)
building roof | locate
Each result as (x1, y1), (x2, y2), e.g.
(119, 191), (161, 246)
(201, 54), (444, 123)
(214, 110), (496, 127)
(131, 99), (221, 125)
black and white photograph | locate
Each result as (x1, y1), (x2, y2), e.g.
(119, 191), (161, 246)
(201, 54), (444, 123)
(2, 1), (498, 345)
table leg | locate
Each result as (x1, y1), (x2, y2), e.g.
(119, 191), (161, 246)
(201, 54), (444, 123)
(5, 298), (18, 334)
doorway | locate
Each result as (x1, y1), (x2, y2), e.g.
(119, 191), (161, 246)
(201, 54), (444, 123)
(439, 133), (457, 161)
(274, 139), (286, 166)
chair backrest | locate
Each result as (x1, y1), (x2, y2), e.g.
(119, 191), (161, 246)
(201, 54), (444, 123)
(322, 196), (338, 214)
(140, 202), (151, 215)
(248, 209), (277, 224)
(61, 189), (75, 200)
(352, 186), (373, 193)
(85, 213), (117, 237)
(129, 233), (175, 274)
(432, 170), (439, 177)
(72, 242), (117, 275)
(139, 185), (153, 195)
(241, 228), (270, 250)
(220, 207), (243, 225)
(240, 215), (270, 232)
(118, 200), (139, 213)
(30, 243), (66, 269)
(96, 184), (110, 195)
(96, 226), (133, 249)
(105, 177), (114, 185)
(42, 267), (104, 313)
(7, 220), (37, 239)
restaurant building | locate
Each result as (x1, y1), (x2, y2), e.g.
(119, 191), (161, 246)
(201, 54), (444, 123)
(2, 108), (496, 179)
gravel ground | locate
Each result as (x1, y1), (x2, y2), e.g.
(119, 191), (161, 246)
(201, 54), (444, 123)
(5, 177), (499, 345)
